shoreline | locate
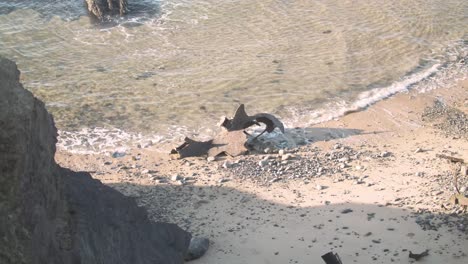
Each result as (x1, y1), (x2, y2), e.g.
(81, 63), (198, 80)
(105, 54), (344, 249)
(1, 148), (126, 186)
(54, 57), (468, 155)
(56, 79), (468, 263)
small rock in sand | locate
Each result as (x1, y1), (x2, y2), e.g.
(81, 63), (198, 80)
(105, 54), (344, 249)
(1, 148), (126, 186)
(222, 160), (233, 169)
(207, 156), (216, 162)
(282, 154), (293, 161)
(380, 151), (391, 157)
(185, 237), (210, 261)
(341, 208), (353, 214)
(414, 148), (423, 153)
(259, 160), (269, 167)
(218, 178), (229, 183)
(461, 165), (467, 177)
(171, 174), (181, 181)
(112, 151), (126, 158)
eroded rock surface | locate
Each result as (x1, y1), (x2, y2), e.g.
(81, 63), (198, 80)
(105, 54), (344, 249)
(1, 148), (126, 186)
(0, 57), (190, 264)
(85, 0), (128, 20)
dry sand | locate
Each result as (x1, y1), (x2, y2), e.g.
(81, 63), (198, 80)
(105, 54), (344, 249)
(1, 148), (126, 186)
(56, 80), (468, 264)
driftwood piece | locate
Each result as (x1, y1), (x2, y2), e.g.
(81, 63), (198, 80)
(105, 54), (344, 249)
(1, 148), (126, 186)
(436, 154), (464, 163)
(321, 251), (343, 264)
(172, 104), (284, 158)
(409, 250), (429, 261)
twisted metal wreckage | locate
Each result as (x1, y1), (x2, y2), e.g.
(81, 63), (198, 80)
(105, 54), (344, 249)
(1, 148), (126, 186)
(171, 104), (285, 158)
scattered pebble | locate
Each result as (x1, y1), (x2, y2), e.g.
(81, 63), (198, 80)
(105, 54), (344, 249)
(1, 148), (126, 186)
(341, 209), (353, 214)
(171, 174), (181, 181)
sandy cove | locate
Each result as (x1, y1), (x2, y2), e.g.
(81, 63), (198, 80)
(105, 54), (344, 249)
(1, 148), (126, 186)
(56, 79), (468, 264)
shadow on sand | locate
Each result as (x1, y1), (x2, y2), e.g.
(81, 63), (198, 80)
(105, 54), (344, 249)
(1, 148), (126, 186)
(108, 182), (467, 264)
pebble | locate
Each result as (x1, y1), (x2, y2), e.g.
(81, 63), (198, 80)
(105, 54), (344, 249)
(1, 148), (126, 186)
(414, 148), (423, 153)
(258, 160), (269, 167)
(278, 149), (286, 156)
(185, 237), (210, 261)
(282, 154), (293, 161)
(142, 140), (153, 148)
(218, 178), (229, 183)
(461, 165), (467, 177)
(112, 151), (126, 158)
(460, 186), (467, 193)
(341, 208), (353, 214)
(207, 156), (216, 162)
(380, 151), (391, 157)
(171, 174), (181, 181)
(316, 185), (324, 191)
(157, 179), (168, 183)
(222, 161), (233, 169)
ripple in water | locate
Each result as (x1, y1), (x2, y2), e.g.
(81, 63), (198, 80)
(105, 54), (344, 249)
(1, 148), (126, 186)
(0, 0), (467, 153)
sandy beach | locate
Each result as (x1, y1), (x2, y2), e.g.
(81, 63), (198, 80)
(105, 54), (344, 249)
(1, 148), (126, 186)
(56, 79), (468, 264)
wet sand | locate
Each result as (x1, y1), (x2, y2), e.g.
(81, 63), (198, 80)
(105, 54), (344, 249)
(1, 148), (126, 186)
(56, 79), (468, 263)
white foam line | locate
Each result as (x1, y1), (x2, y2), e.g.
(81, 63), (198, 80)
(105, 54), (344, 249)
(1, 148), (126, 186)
(351, 63), (440, 110)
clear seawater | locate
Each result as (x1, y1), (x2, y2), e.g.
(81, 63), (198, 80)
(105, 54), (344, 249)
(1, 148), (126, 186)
(0, 0), (466, 152)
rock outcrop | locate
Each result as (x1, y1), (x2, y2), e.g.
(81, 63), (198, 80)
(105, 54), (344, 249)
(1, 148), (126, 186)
(0, 57), (191, 264)
(85, 0), (128, 21)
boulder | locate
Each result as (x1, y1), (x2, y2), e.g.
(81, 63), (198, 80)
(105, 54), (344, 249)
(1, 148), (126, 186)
(0, 57), (191, 264)
(85, 0), (128, 20)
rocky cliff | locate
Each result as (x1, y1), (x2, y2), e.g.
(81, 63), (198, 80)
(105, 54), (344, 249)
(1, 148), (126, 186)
(0, 57), (191, 264)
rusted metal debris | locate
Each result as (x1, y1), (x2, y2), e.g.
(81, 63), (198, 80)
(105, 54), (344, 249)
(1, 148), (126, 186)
(409, 249), (429, 261)
(321, 251), (343, 264)
(171, 104), (284, 158)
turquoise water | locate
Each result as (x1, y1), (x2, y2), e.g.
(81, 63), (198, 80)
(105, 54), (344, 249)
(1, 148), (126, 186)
(0, 0), (466, 152)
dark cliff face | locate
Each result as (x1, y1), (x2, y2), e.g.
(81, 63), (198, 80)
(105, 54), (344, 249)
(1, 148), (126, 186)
(0, 57), (65, 264)
(0, 57), (190, 264)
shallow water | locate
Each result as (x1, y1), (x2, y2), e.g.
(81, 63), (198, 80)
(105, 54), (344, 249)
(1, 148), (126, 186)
(0, 0), (467, 152)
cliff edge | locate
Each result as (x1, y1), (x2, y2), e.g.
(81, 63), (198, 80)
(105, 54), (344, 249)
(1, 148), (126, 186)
(0, 57), (191, 264)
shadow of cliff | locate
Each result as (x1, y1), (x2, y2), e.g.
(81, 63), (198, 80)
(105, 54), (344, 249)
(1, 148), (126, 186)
(107, 182), (467, 264)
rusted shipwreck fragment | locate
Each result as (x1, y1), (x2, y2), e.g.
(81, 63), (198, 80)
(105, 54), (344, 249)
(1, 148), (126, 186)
(172, 104), (284, 158)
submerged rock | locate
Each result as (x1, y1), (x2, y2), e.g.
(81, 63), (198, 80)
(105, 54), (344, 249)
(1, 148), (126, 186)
(0, 57), (191, 264)
(85, 0), (128, 20)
